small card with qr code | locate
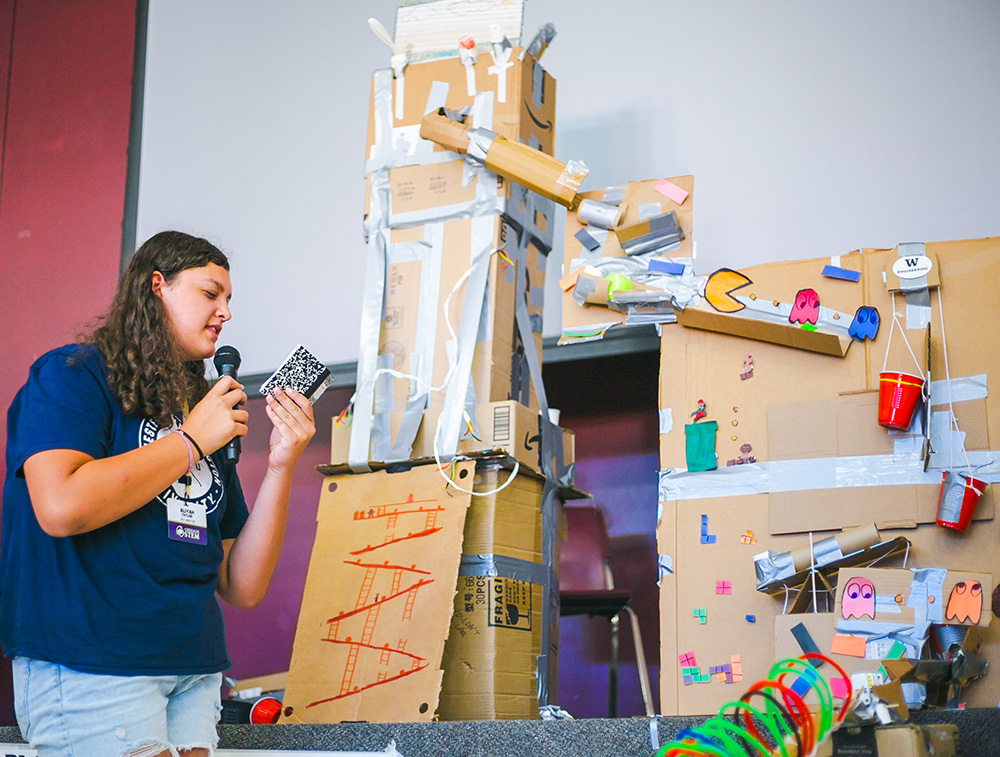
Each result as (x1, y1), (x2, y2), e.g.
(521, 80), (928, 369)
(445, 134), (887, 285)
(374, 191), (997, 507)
(259, 344), (334, 404)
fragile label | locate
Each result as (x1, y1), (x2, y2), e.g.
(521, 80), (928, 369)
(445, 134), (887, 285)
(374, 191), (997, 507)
(488, 577), (532, 631)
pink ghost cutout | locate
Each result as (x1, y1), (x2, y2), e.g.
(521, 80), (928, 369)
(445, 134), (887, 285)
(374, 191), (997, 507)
(842, 576), (876, 620)
(788, 288), (820, 326)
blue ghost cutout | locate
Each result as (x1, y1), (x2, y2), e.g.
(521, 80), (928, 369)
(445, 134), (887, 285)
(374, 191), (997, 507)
(849, 306), (880, 341)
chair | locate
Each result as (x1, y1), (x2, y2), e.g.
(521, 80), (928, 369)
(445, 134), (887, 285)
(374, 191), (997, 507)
(559, 505), (655, 717)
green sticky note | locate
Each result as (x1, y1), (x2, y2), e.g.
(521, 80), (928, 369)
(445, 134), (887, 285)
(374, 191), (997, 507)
(685, 421), (718, 472)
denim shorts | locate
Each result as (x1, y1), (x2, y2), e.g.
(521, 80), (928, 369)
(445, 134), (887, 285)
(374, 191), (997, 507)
(12, 658), (222, 756)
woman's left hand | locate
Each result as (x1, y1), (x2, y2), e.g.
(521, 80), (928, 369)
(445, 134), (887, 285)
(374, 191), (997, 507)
(264, 388), (316, 474)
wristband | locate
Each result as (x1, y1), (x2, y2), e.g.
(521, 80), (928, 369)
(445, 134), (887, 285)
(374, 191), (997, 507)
(172, 428), (194, 474)
(177, 428), (205, 462)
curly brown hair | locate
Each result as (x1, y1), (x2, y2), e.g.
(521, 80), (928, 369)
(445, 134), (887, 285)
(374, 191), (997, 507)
(89, 231), (230, 427)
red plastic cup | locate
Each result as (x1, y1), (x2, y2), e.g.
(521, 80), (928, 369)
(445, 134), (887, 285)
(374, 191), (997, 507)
(936, 471), (986, 532)
(877, 371), (924, 429)
(250, 696), (283, 725)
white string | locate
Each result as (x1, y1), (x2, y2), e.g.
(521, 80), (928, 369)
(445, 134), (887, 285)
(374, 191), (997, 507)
(344, 245), (524, 498)
(881, 293), (924, 378)
(936, 286), (972, 473)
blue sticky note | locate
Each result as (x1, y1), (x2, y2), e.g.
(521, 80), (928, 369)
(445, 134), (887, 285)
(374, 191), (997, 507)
(649, 258), (686, 275)
(821, 265), (861, 282)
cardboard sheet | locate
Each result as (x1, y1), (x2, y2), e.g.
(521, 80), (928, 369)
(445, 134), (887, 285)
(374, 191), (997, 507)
(282, 463), (474, 723)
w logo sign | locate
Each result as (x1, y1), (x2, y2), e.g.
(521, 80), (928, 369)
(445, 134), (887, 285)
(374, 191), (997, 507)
(892, 254), (933, 280)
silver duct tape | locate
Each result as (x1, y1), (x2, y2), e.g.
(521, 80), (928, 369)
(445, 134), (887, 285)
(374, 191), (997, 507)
(601, 186), (625, 205)
(388, 195), (504, 228)
(424, 80), (449, 116)
(373, 352), (395, 415)
(386, 393), (429, 463)
(577, 199), (620, 229)
(532, 59), (545, 109)
(530, 285), (545, 308)
(467, 127), (498, 164)
(638, 202), (662, 221)
(458, 553), (551, 585)
(896, 242), (929, 292)
(905, 288), (932, 331)
(523, 23), (557, 62)
(434, 215), (495, 460)
(929, 411), (966, 461)
(572, 277), (598, 307)
(369, 69), (394, 169)
(370, 411), (390, 462)
(349, 188), (392, 471)
(929, 374), (988, 405)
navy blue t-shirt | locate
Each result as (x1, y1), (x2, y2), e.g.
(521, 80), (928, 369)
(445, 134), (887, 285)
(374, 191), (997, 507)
(0, 345), (249, 675)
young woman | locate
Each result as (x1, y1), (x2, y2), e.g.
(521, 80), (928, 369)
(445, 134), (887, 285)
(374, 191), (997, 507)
(0, 231), (316, 756)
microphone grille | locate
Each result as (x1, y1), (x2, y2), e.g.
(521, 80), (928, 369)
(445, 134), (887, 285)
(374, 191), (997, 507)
(213, 345), (241, 371)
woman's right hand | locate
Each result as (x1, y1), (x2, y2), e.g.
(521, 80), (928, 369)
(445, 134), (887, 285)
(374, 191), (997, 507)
(180, 376), (248, 457)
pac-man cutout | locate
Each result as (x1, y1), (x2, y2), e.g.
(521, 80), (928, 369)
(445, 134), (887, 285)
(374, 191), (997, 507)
(945, 580), (983, 625)
(705, 268), (753, 313)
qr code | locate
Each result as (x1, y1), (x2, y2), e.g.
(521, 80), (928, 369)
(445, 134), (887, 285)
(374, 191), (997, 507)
(259, 344), (334, 404)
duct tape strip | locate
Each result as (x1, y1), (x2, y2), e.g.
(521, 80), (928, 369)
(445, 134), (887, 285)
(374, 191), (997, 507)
(532, 59), (545, 109)
(929, 374), (988, 406)
(656, 555), (673, 586)
(349, 105), (394, 471)
(896, 242), (933, 330)
(458, 553), (551, 585)
(656, 450), (1000, 502)
(601, 186), (625, 205)
(433, 215), (495, 461)
(659, 408), (673, 434)
(467, 127), (498, 164)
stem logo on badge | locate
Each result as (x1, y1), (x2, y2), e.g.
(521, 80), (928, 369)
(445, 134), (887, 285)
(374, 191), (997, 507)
(139, 416), (225, 515)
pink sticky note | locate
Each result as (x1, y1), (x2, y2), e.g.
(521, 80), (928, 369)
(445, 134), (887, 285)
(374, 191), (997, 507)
(830, 677), (850, 699)
(655, 178), (689, 206)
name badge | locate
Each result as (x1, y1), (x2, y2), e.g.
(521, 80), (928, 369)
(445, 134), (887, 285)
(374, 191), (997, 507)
(167, 500), (208, 529)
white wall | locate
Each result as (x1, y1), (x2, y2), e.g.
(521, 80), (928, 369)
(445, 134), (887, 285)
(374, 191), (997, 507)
(136, 0), (1000, 376)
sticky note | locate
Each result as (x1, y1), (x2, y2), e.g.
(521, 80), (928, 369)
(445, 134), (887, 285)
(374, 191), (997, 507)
(678, 652), (696, 667)
(715, 580), (732, 595)
(649, 258), (686, 275)
(830, 677), (851, 698)
(821, 264), (861, 282)
(655, 178), (689, 206)
(831, 634), (868, 658)
(559, 269), (582, 291)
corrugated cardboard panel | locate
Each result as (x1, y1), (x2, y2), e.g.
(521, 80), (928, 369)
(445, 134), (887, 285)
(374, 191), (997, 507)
(282, 462), (474, 723)
(439, 466), (554, 720)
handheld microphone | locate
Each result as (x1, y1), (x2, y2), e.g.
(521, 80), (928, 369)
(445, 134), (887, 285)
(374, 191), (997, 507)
(213, 345), (242, 465)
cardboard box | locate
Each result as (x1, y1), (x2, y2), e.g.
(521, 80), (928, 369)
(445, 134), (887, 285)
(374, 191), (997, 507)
(329, 399), (575, 478)
(814, 724), (957, 757)
(561, 177), (694, 338)
(281, 461), (476, 723)
(368, 215), (547, 417)
(366, 48), (557, 161)
(657, 238), (1000, 715)
(438, 465), (564, 720)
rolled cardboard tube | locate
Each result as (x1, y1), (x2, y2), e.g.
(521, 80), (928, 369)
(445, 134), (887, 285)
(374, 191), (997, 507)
(789, 523), (881, 573)
(420, 111), (585, 208)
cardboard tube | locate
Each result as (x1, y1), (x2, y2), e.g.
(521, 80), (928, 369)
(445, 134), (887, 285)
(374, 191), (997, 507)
(420, 111), (585, 208)
(789, 523), (880, 573)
